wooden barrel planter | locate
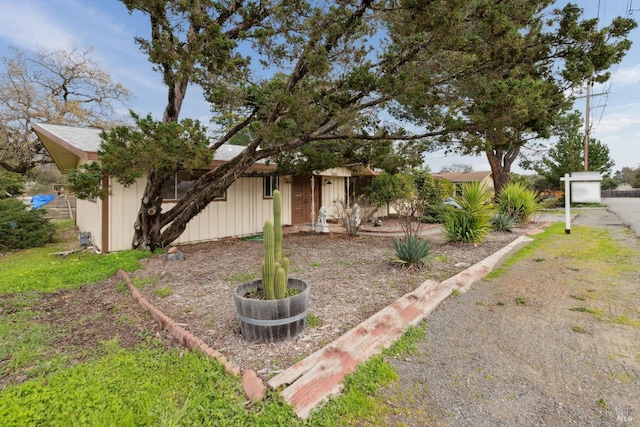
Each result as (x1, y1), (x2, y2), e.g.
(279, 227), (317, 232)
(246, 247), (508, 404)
(234, 278), (309, 343)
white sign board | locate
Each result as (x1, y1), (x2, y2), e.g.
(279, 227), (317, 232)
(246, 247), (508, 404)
(571, 182), (601, 203)
(570, 172), (602, 204)
(560, 172), (603, 234)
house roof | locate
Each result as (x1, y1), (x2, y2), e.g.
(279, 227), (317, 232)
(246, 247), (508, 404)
(32, 122), (275, 173)
(32, 123), (101, 171)
(436, 171), (493, 183)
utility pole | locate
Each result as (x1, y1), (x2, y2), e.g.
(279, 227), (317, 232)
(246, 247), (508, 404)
(584, 79), (590, 171)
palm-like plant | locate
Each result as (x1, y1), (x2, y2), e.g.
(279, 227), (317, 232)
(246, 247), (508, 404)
(443, 182), (493, 243)
(496, 182), (538, 223)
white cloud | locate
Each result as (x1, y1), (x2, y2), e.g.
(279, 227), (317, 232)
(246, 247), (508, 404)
(613, 64), (640, 86)
(0, 1), (76, 51)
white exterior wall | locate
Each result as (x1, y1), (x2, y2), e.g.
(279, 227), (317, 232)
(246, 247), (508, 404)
(91, 176), (292, 252)
(169, 177), (291, 246)
(109, 178), (146, 251)
(75, 197), (103, 250)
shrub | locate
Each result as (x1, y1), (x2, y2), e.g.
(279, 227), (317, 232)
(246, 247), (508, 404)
(421, 203), (455, 224)
(0, 171), (25, 198)
(443, 210), (491, 243)
(0, 198), (55, 250)
(490, 213), (517, 232)
(393, 236), (432, 269)
(367, 172), (415, 207)
(496, 182), (538, 223)
(443, 182), (492, 243)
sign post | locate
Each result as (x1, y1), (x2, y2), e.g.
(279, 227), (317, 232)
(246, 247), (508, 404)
(559, 172), (603, 234)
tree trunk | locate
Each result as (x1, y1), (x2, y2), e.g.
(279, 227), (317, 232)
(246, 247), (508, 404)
(132, 170), (169, 251)
(485, 145), (520, 196)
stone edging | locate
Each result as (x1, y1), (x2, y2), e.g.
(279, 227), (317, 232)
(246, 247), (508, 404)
(116, 270), (268, 402)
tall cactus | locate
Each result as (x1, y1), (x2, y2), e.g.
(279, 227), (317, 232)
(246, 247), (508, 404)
(275, 267), (286, 299)
(261, 189), (289, 299)
(262, 220), (275, 300)
(273, 189), (282, 263)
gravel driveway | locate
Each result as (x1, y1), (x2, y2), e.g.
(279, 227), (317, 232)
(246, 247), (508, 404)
(382, 208), (640, 426)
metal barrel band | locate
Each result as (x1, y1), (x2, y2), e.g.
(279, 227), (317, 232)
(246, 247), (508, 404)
(237, 309), (308, 326)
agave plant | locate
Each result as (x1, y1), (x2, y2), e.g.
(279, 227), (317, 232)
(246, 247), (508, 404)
(490, 212), (517, 232)
(393, 236), (433, 269)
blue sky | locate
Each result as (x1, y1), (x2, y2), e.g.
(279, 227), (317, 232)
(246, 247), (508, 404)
(1, 0), (638, 174)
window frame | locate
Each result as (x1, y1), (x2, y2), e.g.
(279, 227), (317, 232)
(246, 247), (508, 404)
(162, 171), (226, 202)
(263, 176), (279, 199)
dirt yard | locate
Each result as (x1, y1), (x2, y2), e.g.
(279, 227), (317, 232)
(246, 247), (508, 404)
(127, 221), (534, 379)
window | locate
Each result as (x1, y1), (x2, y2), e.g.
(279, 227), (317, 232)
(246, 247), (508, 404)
(162, 171), (226, 201)
(264, 176), (279, 198)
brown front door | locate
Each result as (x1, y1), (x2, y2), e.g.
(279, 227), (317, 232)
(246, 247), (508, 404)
(291, 176), (320, 225)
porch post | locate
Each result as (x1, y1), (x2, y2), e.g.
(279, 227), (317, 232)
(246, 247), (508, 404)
(310, 175), (316, 226)
(346, 177), (350, 209)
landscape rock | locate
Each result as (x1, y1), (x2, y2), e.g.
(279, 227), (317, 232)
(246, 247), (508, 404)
(165, 250), (184, 261)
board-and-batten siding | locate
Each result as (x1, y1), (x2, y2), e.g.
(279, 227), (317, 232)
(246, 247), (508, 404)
(94, 177), (292, 252)
(76, 197), (103, 250)
(169, 178), (292, 246)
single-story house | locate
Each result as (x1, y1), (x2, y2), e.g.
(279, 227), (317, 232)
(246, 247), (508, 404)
(433, 171), (494, 197)
(32, 122), (359, 252)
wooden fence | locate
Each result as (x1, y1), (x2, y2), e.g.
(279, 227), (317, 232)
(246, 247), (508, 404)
(601, 190), (640, 198)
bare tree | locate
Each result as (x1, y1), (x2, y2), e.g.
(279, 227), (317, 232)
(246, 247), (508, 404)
(0, 45), (133, 173)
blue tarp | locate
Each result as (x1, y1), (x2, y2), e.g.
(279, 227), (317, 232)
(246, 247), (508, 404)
(31, 194), (56, 210)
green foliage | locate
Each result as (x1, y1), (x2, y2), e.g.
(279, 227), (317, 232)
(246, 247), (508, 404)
(444, 210), (489, 244)
(406, 167), (448, 206)
(382, 324), (426, 358)
(533, 114), (615, 191)
(367, 172), (415, 207)
(392, 236), (433, 269)
(306, 313), (321, 329)
(421, 203), (455, 224)
(68, 112), (212, 200)
(601, 176), (617, 190)
(0, 198), (55, 251)
(67, 162), (107, 200)
(0, 345), (299, 426)
(0, 171), (25, 198)
(153, 287), (174, 298)
(443, 182), (493, 244)
(496, 181), (539, 223)
(490, 213), (517, 232)
(0, 241), (151, 294)
(307, 355), (397, 425)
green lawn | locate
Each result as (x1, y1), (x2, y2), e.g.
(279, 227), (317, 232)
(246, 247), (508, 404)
(0, 222), (408, 426)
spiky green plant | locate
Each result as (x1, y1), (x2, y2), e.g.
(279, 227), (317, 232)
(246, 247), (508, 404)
(496, 182), (538, 223)
(490, 212), (517, 232)
(443, 182), (492, 243)
(260, 190), (289, 299)
(393, 236), (433, 269)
